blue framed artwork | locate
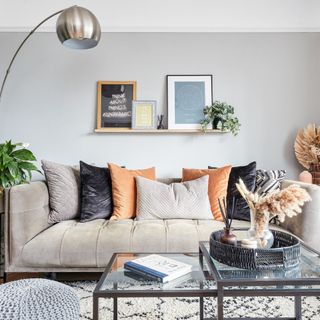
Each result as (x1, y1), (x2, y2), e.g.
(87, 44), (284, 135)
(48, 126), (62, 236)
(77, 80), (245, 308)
(167, 75), (213, 129)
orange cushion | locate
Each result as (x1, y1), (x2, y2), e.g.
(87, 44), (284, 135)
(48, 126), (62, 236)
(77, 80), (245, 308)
(182, 166), (232, 220)
(109, 163), (156, 219)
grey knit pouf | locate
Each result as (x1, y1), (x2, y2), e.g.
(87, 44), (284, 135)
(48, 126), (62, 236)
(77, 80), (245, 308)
(0, 278), (79, 320)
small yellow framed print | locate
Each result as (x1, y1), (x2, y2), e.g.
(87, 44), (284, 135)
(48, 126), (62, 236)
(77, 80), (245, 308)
(132, 100), (157, 130)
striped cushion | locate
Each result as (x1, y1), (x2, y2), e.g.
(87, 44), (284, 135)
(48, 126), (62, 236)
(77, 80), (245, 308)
(255, 169), (286, 196)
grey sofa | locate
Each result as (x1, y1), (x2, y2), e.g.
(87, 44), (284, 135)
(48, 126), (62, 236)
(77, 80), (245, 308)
(4, 179), (320, 274)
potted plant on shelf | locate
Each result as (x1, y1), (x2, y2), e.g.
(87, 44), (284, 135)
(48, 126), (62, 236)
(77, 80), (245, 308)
(0, 141), (40, 213)
(236, 179), (311, 248)
(200, 101), (241, 136)
(295, 123), (320, 185)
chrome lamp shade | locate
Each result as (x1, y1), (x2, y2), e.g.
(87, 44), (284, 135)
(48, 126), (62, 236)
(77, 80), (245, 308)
(56, 6), (101, 49)
(0, 5), (101, 100)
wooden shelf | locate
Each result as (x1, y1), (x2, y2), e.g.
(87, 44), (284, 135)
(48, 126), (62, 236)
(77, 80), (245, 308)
(95, 128), (228, 134)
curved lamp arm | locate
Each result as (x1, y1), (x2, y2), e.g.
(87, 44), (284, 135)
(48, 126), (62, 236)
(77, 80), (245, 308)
(0, 8), (65, 100)
(0, 5), (101, 102)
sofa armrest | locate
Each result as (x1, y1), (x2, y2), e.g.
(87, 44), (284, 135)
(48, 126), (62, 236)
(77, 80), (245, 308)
(280, 179), (320, 251)
(5, 181), (51, 269)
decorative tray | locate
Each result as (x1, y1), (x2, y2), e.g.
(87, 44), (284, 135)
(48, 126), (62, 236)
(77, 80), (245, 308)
(210, 230), (300, 270)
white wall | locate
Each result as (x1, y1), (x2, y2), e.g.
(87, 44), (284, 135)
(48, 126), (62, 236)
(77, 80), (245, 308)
(0, 32), (319, 179)
(0, 0), (320, 32)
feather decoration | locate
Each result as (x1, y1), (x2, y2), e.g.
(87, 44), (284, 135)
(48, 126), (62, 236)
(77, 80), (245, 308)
(295, 123), (320, 169)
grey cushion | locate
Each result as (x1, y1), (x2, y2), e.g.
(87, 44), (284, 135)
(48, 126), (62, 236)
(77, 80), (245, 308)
(135, 175), (212, 220)
(0, 278), (79, 320)
(42, 160), (80, 223)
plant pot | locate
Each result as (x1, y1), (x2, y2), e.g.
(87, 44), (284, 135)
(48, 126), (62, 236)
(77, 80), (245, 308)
(212, 118), (221, 130)
(220, 227), (237, 246)
(248, 209), (274, 249)
(309, 164), (320, 185)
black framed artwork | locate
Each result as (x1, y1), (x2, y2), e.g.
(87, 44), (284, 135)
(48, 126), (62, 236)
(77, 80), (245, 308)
(97, 81), (137, 129)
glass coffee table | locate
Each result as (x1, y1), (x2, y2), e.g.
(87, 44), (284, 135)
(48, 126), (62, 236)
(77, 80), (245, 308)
(93, 237), (320, 320)
(200, 240), (320, 320)
(93, 252), (217, 320)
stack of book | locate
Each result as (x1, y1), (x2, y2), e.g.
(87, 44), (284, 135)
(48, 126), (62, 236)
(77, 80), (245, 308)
(124, 254), (192, 283)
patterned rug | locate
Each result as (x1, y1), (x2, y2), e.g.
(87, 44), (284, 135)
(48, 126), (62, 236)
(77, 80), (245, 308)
(68, 281), (320, 319)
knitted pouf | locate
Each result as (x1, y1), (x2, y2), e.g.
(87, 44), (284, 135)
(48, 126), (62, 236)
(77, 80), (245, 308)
(0, 278), (79, 320)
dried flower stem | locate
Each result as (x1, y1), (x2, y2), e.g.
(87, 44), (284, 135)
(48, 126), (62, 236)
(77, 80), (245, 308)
(236, 178), (311, 236)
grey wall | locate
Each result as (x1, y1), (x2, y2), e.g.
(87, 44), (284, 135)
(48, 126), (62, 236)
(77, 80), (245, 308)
(0, 32), (319, 179)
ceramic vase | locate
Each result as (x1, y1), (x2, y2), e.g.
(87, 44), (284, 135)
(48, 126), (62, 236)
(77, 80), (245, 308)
(220, 227), (237, 246)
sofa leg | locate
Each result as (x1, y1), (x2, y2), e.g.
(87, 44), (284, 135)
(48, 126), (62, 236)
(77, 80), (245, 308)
(45, 272), (57, 281)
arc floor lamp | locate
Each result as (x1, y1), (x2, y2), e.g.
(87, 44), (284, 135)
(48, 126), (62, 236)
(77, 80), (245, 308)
(0, 5), (101, 100)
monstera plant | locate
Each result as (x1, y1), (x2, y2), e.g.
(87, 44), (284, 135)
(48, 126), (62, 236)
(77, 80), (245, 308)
(0, 141), (39, 194)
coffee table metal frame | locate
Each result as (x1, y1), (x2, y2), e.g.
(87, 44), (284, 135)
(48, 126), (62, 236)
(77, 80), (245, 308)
(93, 241), (320, 320)
(199, 241), (320, 320)
(93, 251), (217, 320)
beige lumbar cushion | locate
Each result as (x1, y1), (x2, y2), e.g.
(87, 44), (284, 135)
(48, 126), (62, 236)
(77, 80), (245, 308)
(135, 175), (212, 220)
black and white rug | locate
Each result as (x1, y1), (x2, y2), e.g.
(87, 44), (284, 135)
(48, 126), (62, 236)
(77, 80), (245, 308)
(68, 281), (320, 319)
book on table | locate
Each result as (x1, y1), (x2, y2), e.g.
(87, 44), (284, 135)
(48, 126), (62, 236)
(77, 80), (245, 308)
(124, 254), (192, 283)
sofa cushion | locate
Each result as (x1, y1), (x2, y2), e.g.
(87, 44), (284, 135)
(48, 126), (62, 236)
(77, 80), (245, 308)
(20, 219), (254, 268)
(41, 160), (80, 223)
(80, 161), (113, 222)
(182, 166), (232, 221)
(135, 175), (212, 220)
(209, 162), (257, 221)
(255, 169), (286, 196)
(108, 163), (156, 220)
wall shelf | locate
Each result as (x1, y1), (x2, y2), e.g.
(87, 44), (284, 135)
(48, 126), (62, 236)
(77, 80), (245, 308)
(94, 128), (228, 134)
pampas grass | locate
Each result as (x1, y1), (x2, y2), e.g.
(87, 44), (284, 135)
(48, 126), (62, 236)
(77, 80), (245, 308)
(236, 179), (311, 236)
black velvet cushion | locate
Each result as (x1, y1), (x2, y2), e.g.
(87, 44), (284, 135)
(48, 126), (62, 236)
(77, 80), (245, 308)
(80, 161), (113, 222)
(209, 162), (257, 221)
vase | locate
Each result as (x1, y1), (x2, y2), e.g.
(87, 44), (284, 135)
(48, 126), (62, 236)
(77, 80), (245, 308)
(299, 171), (313, 184)
(309, 164), (320, 185)
(220, 227), (237, 246)
(248, 209), (274, 249)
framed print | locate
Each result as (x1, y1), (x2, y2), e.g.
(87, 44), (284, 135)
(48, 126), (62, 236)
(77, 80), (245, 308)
(97, 81), (137, 129)
(167, 75), (213, 129)
(132, 100), (157, 130)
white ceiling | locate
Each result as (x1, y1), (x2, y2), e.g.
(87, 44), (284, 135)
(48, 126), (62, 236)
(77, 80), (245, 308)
(0, 0), (320, 32)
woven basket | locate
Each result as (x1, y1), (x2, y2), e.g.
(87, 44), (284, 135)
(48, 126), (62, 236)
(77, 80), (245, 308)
(310, 164), (320, 185)
(210, 230), (300, 270)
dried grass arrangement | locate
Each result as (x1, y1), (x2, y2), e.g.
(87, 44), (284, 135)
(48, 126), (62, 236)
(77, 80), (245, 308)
(236, 179), (311, 237)
(295, 123), (320, 169)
